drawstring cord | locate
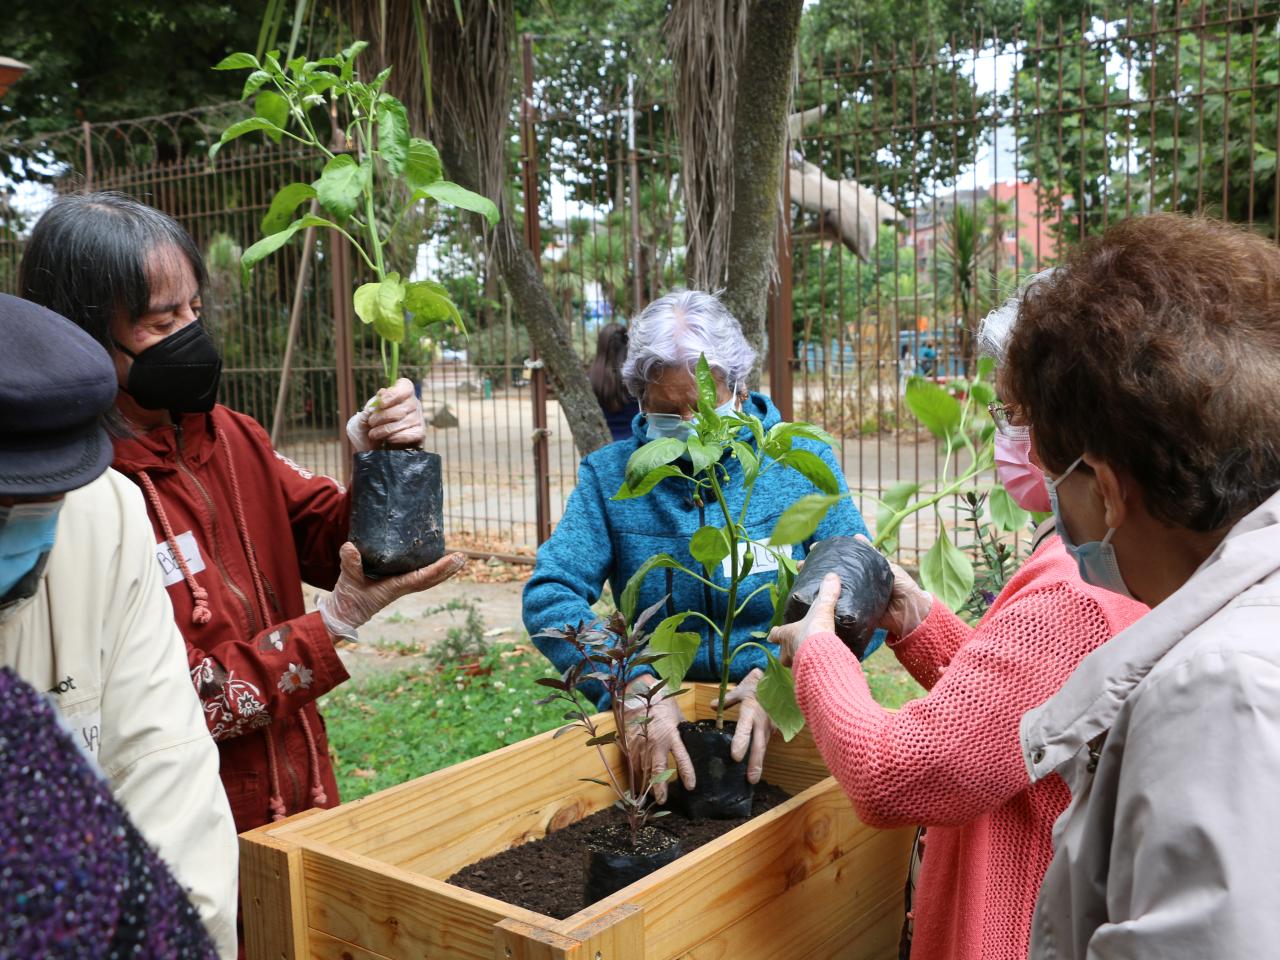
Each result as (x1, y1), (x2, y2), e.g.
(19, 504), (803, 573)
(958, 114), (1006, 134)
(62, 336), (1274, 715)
(135, 471), (211, 625)
(263, 729), (287, 822)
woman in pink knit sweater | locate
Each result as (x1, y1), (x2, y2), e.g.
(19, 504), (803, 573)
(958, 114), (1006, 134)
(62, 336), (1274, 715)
(772, 283), (1148, 960)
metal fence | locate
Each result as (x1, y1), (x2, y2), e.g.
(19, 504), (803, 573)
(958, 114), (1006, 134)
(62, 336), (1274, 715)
(2, 2), (1276, 560)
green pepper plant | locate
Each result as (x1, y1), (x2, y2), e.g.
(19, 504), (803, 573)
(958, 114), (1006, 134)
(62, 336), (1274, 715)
(610, 356), (846, 740)
(209, 41), (499, 385)
(769, 362), (1030, 615)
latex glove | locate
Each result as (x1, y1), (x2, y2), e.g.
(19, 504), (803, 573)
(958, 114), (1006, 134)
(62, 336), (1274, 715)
(346, 378), (424, 452)
(317, 543), (466, 639)
(724, 668), (775, 784)
(623, 677), (694, 804)
(855, 534), (932, 638)
(772, 572), (842, 667)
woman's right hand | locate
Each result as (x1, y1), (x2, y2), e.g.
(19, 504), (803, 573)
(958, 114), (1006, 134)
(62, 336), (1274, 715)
(881, 558), (933, 638)
(623, 677), (695, 804)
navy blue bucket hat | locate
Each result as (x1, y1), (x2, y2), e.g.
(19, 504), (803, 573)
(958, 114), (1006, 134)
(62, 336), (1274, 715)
(0, 293), (118, 497)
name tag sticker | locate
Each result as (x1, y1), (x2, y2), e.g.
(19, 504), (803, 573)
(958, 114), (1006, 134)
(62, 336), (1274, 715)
(722, 541), (781, 578)
(157, 531), (206, 587)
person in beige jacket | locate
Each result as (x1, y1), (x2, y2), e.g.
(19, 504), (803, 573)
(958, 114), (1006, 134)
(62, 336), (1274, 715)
(0, 293), (238, 958)
(1001, 215), (1280, 959)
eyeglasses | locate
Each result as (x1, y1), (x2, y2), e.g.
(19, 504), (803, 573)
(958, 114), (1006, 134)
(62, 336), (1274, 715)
(988, 402), (1029, 440)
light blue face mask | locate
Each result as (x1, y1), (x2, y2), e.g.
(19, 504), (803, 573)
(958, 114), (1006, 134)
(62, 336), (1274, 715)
(0, 500), (62, 600)
(643, 396), (739, 443)
(1046, 456), (1132, 598)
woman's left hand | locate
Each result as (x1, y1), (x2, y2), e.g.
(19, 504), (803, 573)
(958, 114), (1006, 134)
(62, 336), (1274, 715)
(347, 378), (424, 451)
(770, 572), (842, 667)
(725, 668), (775, 784)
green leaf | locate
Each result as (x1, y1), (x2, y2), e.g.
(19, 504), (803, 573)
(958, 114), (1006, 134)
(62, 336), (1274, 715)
(240, 70), (271, 100)
(753, 648), (804, 741)
(648, 614), (701, 689)
(763, 421), (838, 459)
(730, 441), (759, 485)
(376, 95), (410, 175)
(619, 438), (685, 495)
(689, 525), (731, 571)
(413, 181), (499, 225)
(769, 494), (844, 547)
(906, 377), (963, 439)
(989, 485), (1031, 534)
(404, 280), (463, 330)
(353, 275), (407, 344)
(775, 448), (839, 495)
(695, 354), (718, 414)
(214, 52), (259, 71)
(976, 356), (996, 382)
(919, 526), (975, 612)
(239, 214), (336, 281)
(619, 553), (685, 622)
(313, 154), (370, 222)
(404, 138), (443, 189)
(261, 182), (316, 235)
(209, 117), (286, 159)
(613, 465), (684, 500)
(969, 381), (997, 405)
(685, 437), (721, 476)
(342, 40), (369, 60)
(254, 90), (289, 142)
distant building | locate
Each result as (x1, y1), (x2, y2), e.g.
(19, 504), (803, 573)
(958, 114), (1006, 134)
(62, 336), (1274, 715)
(903, 180), (1063, 273)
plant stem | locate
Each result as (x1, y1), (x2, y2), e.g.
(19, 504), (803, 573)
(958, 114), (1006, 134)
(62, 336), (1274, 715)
(708, 470), (738, 729)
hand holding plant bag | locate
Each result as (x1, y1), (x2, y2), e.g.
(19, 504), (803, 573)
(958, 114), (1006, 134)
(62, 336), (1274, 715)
(211, 42), (498, 577)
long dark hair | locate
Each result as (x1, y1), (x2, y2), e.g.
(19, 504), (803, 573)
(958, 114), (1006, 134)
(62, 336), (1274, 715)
(589, 322), (632, 412)
(19, 191), (207, 355)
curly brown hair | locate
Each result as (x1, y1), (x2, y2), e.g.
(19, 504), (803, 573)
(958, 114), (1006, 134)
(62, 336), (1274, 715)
(1002, 214), (1280, 533)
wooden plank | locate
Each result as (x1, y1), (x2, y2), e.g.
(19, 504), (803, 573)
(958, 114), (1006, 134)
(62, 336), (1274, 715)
(498, 906), (644, 960)
(562, 780), (912, 960)
(307, 929), (391, 960)
(297, 838), (550, 960)
(240, 824), (310, 960)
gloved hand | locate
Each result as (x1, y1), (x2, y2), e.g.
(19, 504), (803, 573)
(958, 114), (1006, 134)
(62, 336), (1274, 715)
(725, 668), (775, 784)
(317, 543), (466, 639)
(622, 676), (694, 804)
(855, 533), (932, 638)
(346, 378), (424, 451)
(772, 572), (842, 667)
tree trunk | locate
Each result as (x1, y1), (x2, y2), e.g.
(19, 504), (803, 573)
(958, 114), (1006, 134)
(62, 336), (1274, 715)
(434, 132), (612, 455)
(720, 0), (804, 371)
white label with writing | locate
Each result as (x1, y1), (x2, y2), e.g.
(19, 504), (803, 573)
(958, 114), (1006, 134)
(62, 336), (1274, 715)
(157, 530), (207, 587)
(722, 541), (782, 578)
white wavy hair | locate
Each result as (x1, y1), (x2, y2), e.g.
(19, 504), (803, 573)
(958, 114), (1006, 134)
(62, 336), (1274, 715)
(977, 268), (1058, 364)
(621, 289), (757, 401)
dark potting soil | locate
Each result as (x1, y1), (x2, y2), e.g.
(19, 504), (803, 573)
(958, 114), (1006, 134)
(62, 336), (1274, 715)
(446, 782), (792, 919)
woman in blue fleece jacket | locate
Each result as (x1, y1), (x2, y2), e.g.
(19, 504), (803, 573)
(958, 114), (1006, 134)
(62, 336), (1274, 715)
(523, 289), (878, 797)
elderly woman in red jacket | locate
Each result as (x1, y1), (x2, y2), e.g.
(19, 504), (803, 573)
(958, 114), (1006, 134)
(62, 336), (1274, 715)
(770, 274), (1149, 960)
(19, 191), (465, 832)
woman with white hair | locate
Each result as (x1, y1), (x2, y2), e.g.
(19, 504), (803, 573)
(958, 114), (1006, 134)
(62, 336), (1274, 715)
(768, 273), (1148, 960)
(523, 289), (872, 798)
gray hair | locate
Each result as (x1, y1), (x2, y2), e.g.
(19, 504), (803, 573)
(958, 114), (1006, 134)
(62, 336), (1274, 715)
(977, 268), (1058, 365)
(621, 289), (757, 401)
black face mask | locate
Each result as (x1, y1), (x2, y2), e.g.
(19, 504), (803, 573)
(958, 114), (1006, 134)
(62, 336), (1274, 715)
(115, 320), (222, 413)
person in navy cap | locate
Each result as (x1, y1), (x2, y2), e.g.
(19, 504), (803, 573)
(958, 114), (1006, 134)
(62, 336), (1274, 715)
(0, 293), (239, 957)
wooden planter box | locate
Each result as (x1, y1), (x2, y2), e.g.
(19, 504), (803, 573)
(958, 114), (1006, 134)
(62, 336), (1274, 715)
(241, 683), (914, 960)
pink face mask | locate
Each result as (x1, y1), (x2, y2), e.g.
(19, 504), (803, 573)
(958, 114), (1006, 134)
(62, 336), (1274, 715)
(994, 432), (1051, 513)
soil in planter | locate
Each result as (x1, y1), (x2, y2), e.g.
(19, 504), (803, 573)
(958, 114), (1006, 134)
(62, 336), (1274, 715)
(349, 449), (445, 577)
(446, 782), (791, 919)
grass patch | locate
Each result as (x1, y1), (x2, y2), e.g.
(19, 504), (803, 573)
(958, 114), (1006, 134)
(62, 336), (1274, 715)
(322, 642), (926, 802)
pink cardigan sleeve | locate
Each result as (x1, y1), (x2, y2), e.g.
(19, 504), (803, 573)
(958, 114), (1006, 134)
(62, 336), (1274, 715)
(888, 600), (973, 690)
(793, 581), (1113, 828)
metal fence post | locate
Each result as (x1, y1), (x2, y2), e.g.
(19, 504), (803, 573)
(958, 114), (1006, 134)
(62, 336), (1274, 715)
(521, 33), (553, 546)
